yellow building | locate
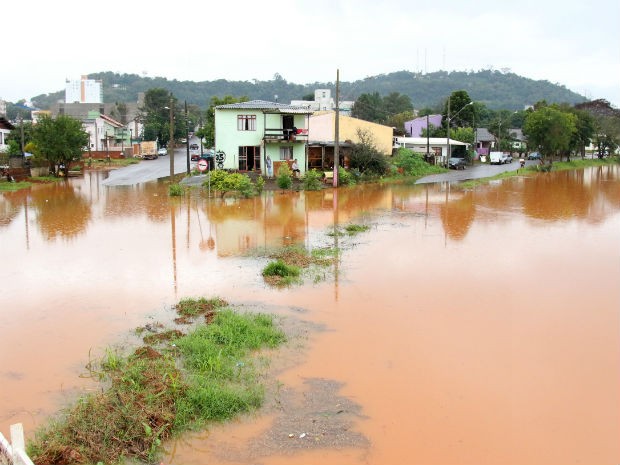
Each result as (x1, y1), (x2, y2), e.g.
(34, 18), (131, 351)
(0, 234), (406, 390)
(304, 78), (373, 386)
(307, 111), (394, 170)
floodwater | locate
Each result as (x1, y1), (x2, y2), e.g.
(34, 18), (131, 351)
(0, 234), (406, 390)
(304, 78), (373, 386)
(1, 166), (619, 465)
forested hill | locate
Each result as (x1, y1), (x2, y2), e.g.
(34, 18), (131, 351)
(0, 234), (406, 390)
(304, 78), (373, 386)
(31, 69), (587, 112)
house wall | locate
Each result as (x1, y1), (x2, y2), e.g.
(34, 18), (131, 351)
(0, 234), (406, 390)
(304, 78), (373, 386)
(309, 112), (393, 155)
(215, 110), (308, 173)
(404, 114), (442, 137)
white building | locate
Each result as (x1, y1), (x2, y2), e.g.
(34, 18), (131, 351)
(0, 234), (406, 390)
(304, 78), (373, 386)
(65, 75), (103, 104)
(291, 89), (354, 116)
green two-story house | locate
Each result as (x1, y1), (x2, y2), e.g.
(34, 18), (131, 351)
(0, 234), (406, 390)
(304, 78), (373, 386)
(214, 100), (313, 175)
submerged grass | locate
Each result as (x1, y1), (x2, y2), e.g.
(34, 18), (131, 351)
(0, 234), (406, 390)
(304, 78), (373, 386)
(27, 298), (285, 465)
(258, 244), (338, 286)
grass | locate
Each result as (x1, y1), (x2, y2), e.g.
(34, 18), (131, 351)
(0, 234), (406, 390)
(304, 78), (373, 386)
(257, 244), (338, 286)
(458, 157), (619, 190)
(27, 298), (285, 465)
(0, 180), (31, 191)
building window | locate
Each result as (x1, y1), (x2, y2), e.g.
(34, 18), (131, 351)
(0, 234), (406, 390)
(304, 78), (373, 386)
(237, 115), (256, 131)
(280, 146), (292, 160)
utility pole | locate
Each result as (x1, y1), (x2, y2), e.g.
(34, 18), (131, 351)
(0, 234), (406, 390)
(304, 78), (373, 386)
(333, 69), (339, 188)
(169, 95), (175, 181)
(185, 100), (190, 174)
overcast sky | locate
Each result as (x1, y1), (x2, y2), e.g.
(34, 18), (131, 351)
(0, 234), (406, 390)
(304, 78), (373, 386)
(3, 0), (619, 107)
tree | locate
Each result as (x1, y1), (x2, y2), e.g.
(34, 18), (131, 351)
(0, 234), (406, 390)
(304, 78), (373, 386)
(138, 88), (185, 145)
(443, 90), (475, 129)
(382, 92), (413, 117)
(349, 129), (390, 176)
(31, 115), (89, 176)
(523, 105), (577, 163)
(351, 92), (384, 123)
(386, 111), (415, 136)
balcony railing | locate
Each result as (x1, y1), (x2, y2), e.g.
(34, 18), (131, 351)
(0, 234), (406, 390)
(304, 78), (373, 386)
(264, 128), (308, 142)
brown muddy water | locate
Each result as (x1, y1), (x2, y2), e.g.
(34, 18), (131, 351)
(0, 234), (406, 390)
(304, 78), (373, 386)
(1, 166), (619, 465)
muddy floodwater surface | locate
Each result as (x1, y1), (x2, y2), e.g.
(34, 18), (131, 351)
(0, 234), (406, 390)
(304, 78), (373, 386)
(1, 166), (619, 465)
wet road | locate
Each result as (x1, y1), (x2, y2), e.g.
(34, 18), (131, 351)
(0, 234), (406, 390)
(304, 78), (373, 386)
(102, 146), (194, 186)
(416, 159), (537, 184)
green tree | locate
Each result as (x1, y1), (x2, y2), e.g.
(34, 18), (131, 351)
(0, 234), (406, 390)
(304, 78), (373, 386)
(139, 88), (184, 145)
(351, 92), (384, 123)
(386, 111), (415, 136)
(443, 90), (475, 129)
(31, 115), (89, 176)
(523, 105), (577, 163)
(349, 129), (390, 176)
(382, 92), (413, 117)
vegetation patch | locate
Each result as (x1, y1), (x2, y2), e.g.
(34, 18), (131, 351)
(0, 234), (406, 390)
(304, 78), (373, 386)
(27, 298), (285, 465)
(344, 224), (370, 235)
(168, 183), (185, 196)
(255, 245), (337, 286)
(0, 180), (31, 191)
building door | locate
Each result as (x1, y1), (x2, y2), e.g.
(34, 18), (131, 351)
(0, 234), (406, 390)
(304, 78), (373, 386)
(238, 146), (261, 171)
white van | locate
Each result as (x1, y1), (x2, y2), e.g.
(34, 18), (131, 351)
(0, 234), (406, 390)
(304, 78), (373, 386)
(490, 151), (504, 164)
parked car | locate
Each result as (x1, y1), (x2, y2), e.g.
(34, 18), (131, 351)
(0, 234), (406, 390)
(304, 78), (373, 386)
(189, 143), (199, 150)
(190, 151), (201, 161)
(448, 157), (467, 170)
(501, 153), (513, 163)
(527, 152), (542, 160)
(157, 147), (167, 156)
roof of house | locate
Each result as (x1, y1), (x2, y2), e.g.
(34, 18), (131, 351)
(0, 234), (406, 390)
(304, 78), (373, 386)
(215, 99), (313, 114)
(508, 128), (526, 141)
(395, 137), (468, 146)
(475, 128), (495, 141)
(0, 117), (15, 130)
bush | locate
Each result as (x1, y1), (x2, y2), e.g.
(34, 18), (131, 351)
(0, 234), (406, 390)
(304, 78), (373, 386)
(169, 183), (184, 196)
(276, 163), (292, 189)
(391, 148), (446, 177)
(338, 166), (356, 186)
(302, 169), (323, 190)
(205, 170), (255, 198)
(255, 175), (265, 194)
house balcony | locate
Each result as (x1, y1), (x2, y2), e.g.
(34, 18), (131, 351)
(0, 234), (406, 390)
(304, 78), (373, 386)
(263, 128), (308, 143)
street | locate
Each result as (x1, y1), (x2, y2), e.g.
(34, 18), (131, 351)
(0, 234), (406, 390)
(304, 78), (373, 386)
(102, 137), (200, 187)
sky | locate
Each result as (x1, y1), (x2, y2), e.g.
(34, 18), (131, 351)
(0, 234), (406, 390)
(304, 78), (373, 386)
(2, 0), (619, 108)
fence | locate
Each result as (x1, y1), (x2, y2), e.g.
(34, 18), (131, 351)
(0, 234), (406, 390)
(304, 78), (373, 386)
(0, 424), (35, 465)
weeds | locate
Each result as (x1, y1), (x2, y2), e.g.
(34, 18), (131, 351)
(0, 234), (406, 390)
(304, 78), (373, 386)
(27, 298), (285, 465)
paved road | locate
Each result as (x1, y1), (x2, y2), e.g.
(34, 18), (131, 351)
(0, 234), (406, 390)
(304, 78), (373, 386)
(102, 139), (199, 187)
(103, 144), (536, 187)
(415, 159), (537, 184)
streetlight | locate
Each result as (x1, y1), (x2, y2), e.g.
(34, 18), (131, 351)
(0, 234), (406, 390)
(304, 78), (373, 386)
(446, 100), (473, 166)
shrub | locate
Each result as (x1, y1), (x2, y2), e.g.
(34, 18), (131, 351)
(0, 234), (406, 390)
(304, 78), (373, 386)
(338, 166), (356, 186)
(169, 183), (184, 196)
(255, 175), (265, 194)
(391, 148), (446, 177)
(205, 170), (255, 198)
(262, 260), (300, 278)
(276, 163), (292, 189)
(302, 169), (323, 190)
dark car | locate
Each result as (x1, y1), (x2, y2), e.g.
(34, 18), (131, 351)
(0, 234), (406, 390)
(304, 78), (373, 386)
(527, 152), (542, 160)
(189, 143), (199, 150)
(448, 157), (467, 170)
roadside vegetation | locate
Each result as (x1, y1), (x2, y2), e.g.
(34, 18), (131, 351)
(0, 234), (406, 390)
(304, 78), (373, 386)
(458, 157), (619, 190)
(27, 297), (285, 465)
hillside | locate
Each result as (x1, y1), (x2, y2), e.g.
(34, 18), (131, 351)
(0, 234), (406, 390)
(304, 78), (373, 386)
(31, 69), (587, 112)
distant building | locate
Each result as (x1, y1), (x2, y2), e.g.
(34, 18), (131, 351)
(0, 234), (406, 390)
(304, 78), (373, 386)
(291, 89), (354, 116)
(0, 117), (15, 152)
(404, 114), (442, 137)
(0, 99), (6, 117)
(65, 75), (103, 104)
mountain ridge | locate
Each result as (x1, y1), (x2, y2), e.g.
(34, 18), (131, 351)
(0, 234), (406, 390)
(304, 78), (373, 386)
(30, 69), (587, 112)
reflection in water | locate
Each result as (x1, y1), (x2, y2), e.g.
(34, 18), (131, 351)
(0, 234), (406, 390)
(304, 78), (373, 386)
(1, 166), (619, 465)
